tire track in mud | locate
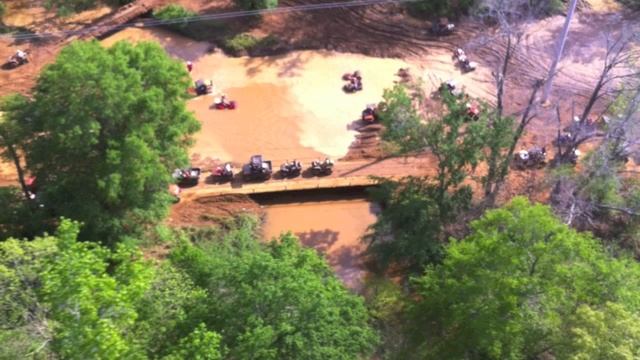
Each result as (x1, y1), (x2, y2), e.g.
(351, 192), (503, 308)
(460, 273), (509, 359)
(275, 1), (630, 107)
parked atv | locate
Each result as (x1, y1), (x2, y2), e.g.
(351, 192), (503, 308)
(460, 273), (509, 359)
(173, 167), (201, 187)
(514, 147), (546, 169)
(213, 162), (234, 182)
(362, 104), (378, 123)
(310, 158), (334, 176)
(279, 160), (302, 178)
(431, 18), (455, 36)
(242, 155), (272, 181)
(6, 50), (28, 69)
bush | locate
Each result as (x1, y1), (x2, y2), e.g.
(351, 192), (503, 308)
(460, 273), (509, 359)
(153, 4), (196, 30)
(222, 33), (279, 55)
(0, 2), (5, 19)
(234, 0), (278, 10)
(153, 4), (228, 41)
(224, 33), (260, 52)
(409, 0), (474, 18)
(45, 0), (97, 16)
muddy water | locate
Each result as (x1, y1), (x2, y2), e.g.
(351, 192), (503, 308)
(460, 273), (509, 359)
(259, 190), (378, 291)
(189, 84), (323, 165)
(101, 28), (412, 166)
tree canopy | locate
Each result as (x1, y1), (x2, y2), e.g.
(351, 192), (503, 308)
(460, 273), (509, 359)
(407, 197), (640, 359)
(0, 216), (376, 359)
(367, 85), (509, 272)
(170, 221), (378, 360)
(3, 40), (199, 245)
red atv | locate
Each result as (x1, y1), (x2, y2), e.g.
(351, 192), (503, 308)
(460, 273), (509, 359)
(213, 95), (236, 110)
(362, 104), (378, 122)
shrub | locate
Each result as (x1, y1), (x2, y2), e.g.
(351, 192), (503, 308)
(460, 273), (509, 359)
(45, 0), (97, 16)
(409, 0), (474, 18)
(234, 0), (278, 10)
(153, 4), (196, 31)
(222, 33), (279, 55)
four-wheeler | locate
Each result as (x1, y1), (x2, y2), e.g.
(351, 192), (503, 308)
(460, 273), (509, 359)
(279, 160), (302, 178)
(362, 104), (378, 123)
(342, 70), (362, 81)
(195, 79), (213, 96)
(310, 158), (334, 176)
(431, 18), (455, 36)
(555, 132), (573, 147)
(243, 155), (272, 181)
(173, 167), (201, 187)
(453, 48), (477, 73)
(465, 101), (480, 121)
(213, 94), (236, 110)
(514, 147), (547, 169)
(6, 50), (28, 69)
(342, 71), (363, 93)
(440, 80), (463, 97)
(213, 162), (234, 182)
(396, 67), (411, 83)
(25, 176), (37, 200)
(344, 81), (362, 93)
(569, 149), (581, 165)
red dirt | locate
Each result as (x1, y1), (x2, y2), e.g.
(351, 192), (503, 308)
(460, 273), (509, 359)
(167, 193), (262, 227)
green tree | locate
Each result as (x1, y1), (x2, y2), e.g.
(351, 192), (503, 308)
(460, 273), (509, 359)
(170, 230), (378, 360)
(0, 95), (32, 201)
(164, 323), (224, 360)
(153, 4), (196, 32)
(133, 265), (209, 358)
(377, 84), (424, 153)
(366, 177), (471, 272)
(5, 40), (199, 245)
(408, 197), (640, 359)
(42, 219), (153, 359)
(367, 86), (490, 272)
(555, 303), (640, 359)
(0, 234), (57, 358)
(1, 219), (155, 359)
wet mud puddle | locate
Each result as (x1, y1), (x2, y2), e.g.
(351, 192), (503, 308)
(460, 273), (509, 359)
(257, 189), (378, 291)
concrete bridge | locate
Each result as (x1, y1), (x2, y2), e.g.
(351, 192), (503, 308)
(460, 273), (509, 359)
(179, 155), (435, 200)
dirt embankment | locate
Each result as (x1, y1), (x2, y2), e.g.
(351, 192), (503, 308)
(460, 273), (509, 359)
(168, 193), (262, 227)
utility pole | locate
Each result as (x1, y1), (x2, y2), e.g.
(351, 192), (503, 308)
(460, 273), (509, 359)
(541, 0), (579, 104)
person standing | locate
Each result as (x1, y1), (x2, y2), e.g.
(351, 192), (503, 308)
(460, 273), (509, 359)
(186, 61), (193, 72)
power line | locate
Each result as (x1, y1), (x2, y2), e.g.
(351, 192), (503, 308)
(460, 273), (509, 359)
(3, 0), (418, 41)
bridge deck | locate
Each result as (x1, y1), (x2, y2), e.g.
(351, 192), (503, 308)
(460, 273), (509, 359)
(179, 156), (434, 200)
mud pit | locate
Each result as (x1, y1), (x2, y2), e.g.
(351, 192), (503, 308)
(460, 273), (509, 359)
(101, 28), (494, 168)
